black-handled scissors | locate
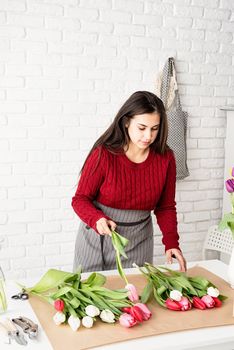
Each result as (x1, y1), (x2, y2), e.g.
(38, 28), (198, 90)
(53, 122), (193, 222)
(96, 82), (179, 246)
(11, 290), (29, 300)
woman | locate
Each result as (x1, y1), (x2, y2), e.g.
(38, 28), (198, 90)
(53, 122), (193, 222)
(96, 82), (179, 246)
(72, 91), (187, 273)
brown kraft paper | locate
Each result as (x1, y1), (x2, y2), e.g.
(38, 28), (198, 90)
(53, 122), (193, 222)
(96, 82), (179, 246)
(29, 266), (234, 350)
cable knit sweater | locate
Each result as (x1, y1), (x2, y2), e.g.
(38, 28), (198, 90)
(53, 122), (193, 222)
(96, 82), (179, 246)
(72, 146), (180, 251)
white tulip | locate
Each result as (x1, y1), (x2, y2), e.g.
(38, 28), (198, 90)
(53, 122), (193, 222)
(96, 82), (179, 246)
(100, 309), (115, 323)
(207, 286), (220, 298)
(169, 290), (182, 301)
(85, 304), (100, 317)
(68, 315), (81, 331)
(82, 316), (94, 328)
(53, 312), (66, 325)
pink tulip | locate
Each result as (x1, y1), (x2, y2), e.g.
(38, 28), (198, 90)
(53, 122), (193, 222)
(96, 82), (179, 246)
(232, 167), (234, 177)
(119, 313), (138, 328)
(165, 298), (181, 311)
(225, 179), (234, 193)
(177, 296), (192, 311)
(125, 283), (139, 302)
(134, 303), (152, 320)
(201, 295), (215, 308)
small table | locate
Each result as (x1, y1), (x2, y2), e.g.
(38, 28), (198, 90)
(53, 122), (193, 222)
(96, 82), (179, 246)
(1, 259), (233, 350)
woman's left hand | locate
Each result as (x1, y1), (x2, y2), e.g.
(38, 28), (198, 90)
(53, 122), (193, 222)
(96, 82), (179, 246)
(165, 248), (187, 272)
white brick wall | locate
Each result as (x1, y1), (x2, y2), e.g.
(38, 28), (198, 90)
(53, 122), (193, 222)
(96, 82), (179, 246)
(0, 0), (233, 278)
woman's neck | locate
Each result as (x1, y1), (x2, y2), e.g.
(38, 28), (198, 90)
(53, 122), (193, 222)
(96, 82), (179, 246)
(124, 143), (150, 163)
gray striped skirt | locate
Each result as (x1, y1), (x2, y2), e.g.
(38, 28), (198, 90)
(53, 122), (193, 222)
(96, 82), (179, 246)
(73, 202), (153, 273)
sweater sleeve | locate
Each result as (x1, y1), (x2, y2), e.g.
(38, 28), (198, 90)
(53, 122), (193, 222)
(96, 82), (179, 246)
(71, 147), (111, 231)
(154, 151), (180, 251)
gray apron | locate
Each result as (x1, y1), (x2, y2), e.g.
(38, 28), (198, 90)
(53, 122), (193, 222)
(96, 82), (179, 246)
(73, 202), (153, 272)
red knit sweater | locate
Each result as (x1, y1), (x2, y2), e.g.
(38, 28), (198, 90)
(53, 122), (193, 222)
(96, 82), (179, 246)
(72, 146), (180, 251)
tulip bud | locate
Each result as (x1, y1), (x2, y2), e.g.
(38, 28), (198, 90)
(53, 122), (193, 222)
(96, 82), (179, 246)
(82, 316), (94, 328)
(85, 305), (100, 317)
(201, 295), (215, 308)
(125, 283), (139, 302)
(207, 287), (220, 298)
(192, 296), (206, 310)
(53, 311), (66, 325)
(165, 298), (181, 311)
(54, 299), (65, 312)
(129, 305), (144, 322)
(134, 303), (152, 320)
(169, 290), (182, 301)
(119, 313), (137, 328)
(100, 309), (115, 323)
(225, 179), (234, 193)
(68, 315), (81, 331)
(177, 296), (192, 311)
(212, 296), (222, 307)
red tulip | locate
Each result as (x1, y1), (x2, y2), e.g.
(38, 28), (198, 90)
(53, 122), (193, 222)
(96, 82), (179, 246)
(134, 303), (152, 320)
(177, 296), (192, 311)
(119, 313), (138, 327)
(201, 295), (215, 308)
(122, 307), (131, 313)
(192, 296), (206, 310)
(212, 296), (222, 307)
(129, 305), (144, 322)
(54, 299), (65, 312)
(165, 298), (181, 311)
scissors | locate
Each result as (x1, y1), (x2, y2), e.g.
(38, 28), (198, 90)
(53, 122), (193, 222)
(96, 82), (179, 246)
(11, 290), (29, 300)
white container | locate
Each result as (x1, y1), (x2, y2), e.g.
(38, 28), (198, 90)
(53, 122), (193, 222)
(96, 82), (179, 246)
(227, 247), (234, 289)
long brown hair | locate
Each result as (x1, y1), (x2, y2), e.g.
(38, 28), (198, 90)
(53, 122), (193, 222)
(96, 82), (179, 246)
(81, 91), (168, 173)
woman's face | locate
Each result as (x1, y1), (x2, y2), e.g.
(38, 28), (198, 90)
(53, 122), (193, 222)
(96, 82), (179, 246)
(126, 112), (160, 151)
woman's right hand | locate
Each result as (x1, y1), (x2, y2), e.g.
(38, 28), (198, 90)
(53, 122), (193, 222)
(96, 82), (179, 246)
(96, 218), (117, 236)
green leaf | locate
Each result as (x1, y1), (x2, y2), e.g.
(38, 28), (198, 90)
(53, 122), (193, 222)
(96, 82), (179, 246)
(89, 286), (128, 299)
(66, 304), (78, 318)
(88, 273), (106, 287)
(112, 230), (129, 248)
(140, 280), (153, 303)
(25, 269), (76, 293)
(218, 294), (228, 301)
(188, 276), (209, 290)
(219, 213), (234, 237)
(51, 286), (73, 299)
(153, 287), (166, 307)
(69, 297), (80, 308)
(111, 232), (128, 259)
(83, 272), (97, 286)
(70, 289), (93, 304)
(157, 285), (167, 296)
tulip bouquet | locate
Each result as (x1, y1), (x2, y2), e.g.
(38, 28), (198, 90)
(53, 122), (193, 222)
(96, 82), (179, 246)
(218, 166), (234, 237)
(136, 262), (227, 311)
(20, 267), (133, 331)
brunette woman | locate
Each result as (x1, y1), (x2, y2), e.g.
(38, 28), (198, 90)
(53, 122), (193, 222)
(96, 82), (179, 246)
(72, 91), (186, 272)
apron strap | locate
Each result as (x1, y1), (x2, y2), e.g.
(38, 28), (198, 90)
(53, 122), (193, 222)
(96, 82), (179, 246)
(100, 235), (106, 271)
